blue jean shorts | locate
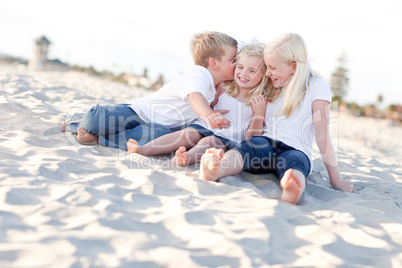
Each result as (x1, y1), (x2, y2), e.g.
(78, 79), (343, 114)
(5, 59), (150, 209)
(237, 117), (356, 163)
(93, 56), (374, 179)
(188, 124), (236, 149)
(233, 136), (310, 180)
(67, 104), (172, 150)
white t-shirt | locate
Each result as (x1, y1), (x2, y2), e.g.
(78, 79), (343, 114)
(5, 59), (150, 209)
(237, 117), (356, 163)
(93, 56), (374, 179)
(192, 93), (253, 145)
(128, 66), (216, 128)
(263, 77), (332, 165)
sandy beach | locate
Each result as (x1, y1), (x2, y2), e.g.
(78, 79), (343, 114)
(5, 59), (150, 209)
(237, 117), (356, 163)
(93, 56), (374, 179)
(0, 63), (401, 267)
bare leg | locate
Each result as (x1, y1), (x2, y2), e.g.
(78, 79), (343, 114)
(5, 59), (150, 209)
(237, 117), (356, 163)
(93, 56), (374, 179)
(128, 127), (203, 156)
(77, 127), (99, 145)
(199, 148), (244, 181)
(280, 169), (306, 204)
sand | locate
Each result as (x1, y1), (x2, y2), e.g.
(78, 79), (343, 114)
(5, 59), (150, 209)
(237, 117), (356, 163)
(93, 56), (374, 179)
(0, 63), (401, 267)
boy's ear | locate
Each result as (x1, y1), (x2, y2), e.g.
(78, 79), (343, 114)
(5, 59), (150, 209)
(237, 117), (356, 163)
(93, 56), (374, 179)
(208, 58), (218, 70)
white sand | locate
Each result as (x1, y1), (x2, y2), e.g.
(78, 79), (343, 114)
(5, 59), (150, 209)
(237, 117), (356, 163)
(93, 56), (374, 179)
(0, 63), (401, 267)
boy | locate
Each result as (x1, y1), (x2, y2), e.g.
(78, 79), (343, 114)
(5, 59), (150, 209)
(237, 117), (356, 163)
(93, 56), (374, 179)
(61, 31), (238, 150)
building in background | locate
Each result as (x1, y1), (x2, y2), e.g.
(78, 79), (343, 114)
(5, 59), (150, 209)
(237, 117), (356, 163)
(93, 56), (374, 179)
(28, 36), (69, 71)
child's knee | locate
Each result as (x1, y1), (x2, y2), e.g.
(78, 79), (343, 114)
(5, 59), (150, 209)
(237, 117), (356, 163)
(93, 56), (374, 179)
(80, 105), (105, 134)
(199, 136), (222, 147)
(84, 104), (104, 120)
(184, 128), (203, 142)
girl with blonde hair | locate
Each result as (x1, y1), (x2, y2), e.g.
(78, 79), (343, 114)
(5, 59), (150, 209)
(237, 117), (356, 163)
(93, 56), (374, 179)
(199, 33), (355, 205)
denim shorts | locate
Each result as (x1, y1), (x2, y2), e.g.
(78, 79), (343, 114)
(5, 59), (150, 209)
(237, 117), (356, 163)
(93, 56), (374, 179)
(67, 104), (172, 151)
(188, 124), (236, 149)
(233, 135), (310, 179)
(66, 104), (146, 135)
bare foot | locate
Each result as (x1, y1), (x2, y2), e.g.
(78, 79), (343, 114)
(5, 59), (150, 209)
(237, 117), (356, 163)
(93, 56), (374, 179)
(127, 139), (139, 154)
(61, 123), (68, 132)
(199, 148), (224, 182)
(280, 169), (305, 204)
(171, 146), (188, 166)
(77, 127), (98, 145)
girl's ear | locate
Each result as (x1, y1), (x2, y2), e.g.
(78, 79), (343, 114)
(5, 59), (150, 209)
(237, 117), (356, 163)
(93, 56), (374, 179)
(209, 58), (218, 70)
(291, 61), (297, 75)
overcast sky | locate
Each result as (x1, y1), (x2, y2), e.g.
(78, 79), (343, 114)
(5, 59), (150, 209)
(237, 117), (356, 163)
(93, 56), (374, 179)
(1, 0), (401, 107)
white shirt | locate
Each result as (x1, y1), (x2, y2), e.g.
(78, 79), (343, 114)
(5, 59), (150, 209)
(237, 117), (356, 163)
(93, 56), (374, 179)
(128, 66), (216, 128)
(263, 78), (332, 165)
(193, 93), (253, 145)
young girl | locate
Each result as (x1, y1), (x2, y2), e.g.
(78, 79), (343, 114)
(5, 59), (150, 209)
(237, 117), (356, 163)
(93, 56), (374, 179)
(198, 33), (355, 205)
(127, 43), (269, 166)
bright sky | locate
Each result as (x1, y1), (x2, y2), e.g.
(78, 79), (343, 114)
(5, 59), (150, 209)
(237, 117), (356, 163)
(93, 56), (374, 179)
(1, 0), (401, 107)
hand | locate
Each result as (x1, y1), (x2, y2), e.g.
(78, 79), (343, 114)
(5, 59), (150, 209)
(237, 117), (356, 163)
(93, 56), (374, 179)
(251, 95), (267, 116)
(206, 110), (231, 129)
(332, 180), (355, 193)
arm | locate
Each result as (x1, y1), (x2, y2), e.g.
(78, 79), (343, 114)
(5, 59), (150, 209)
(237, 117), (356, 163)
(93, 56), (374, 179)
(210, 82), (227, 108)
(246, 95), (267, 139)
(312, 100), (355, 192)
(188, 92), (230, 129)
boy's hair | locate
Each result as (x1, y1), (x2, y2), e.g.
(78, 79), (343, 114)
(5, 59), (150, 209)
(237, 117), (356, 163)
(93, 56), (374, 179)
(190, 31), (238, 67)
(225, 42), (269, 105)
(264, 33), (313, 117)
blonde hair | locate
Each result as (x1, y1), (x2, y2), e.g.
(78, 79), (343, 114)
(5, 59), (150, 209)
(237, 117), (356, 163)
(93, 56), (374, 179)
(264, 33), (313, 117)
(225, 42), (269, 105)
(190, 31), (238, 67)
